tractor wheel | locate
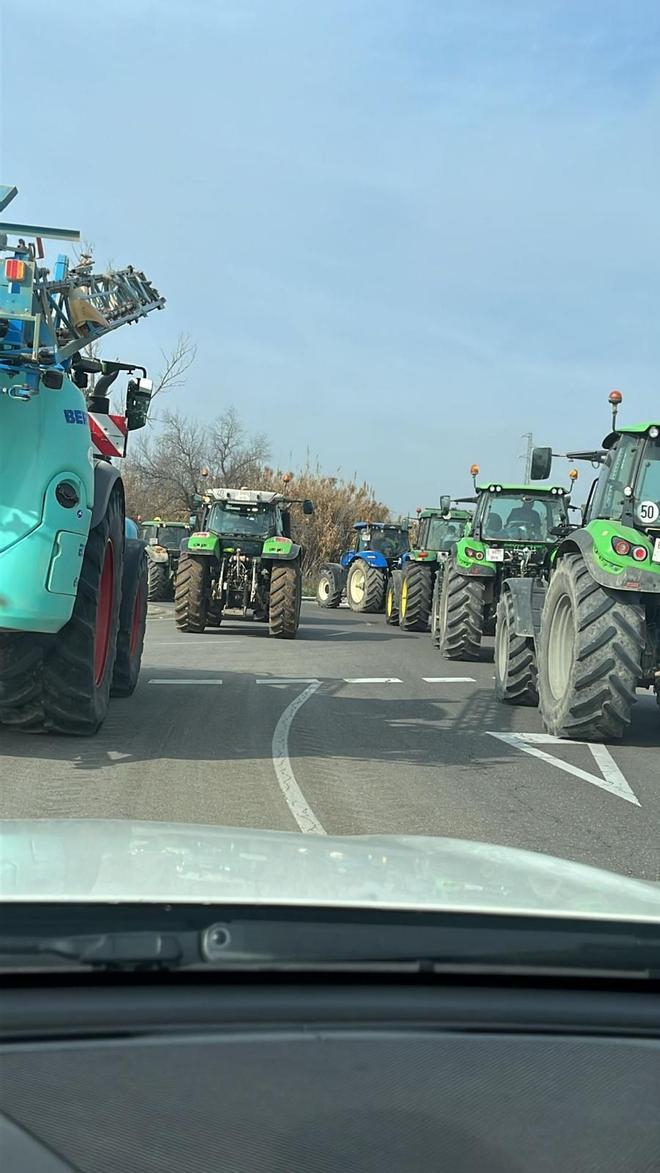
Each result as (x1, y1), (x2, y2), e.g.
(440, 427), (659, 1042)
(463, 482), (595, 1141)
(538, 553), (644, 741)
(385, 569), (401, 625)
(206, 599), (223, 627)
(494, 591), (538, 706)
(0, 487), (124, 734)
(346, 560), (386, 613)
(269, 561), (302, 638)
(111, 545), (148, 697)
(174, 553), (209, 633)
(147, 560), (170, 602)
(439, 564), (486, 661)
(316, 563), (343, 608)
(399, 562), (433, 632)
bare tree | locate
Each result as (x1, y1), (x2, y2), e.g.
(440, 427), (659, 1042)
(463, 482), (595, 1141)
(127, 406), (271, 517)
(151, 332), (197, 401)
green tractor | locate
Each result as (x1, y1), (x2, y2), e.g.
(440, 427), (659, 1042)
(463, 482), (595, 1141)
(140, 519), (190, 601)
(495, 392), (660, 740)
(174, 487), (314, 638)
(386, 497), (473, 632)
(436, 466), (574, 662)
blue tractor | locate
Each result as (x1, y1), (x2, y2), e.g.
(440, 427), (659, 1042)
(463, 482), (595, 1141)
(316, 521), (410, 612)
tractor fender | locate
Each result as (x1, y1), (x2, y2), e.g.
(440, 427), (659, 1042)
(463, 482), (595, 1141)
(354, 550), (388, 569)
(556, 530), (660, 594)
(261, 542), (302, 562)
(321, 561), (347, 587)
(91, 461), (123, 530)
(501, 577), (546, 639)
(119, 539), (147, 626)
(145, 545), (169, 564)
(453, 559), (495, 579)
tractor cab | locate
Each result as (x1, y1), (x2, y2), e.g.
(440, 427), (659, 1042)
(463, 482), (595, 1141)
(472, 485), (570, 549)
(141, 520), (190, 552)
(351, 522), (410, 562)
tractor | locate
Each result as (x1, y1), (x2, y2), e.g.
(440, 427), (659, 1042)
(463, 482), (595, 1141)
(386, 497), (473, 631)
(435, 466), (574, 662)
(140, 518), (190, 601)
(316, 521), (410, 613)
(174, 487), (314, 638)
(0, 183), (163, 734)
(495, 391), (660, 740)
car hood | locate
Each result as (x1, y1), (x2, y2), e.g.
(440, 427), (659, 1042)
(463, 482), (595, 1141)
(1, 820), (659, 921)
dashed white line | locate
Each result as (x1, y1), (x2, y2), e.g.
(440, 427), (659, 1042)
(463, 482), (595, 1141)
(271, 682), (325, 834)
(257, 678), (320, 685)
(343, 677), (402, 684)
(148, 679), (224, 685)
(423, 676), (476, 683)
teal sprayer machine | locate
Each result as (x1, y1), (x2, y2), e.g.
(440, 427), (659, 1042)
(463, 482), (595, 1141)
(0, 184), (165, 733)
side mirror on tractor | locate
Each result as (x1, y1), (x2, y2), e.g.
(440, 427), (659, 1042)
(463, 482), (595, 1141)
(530, 446), (552, 480)
(440, 494), (451, 513)
(302, 499), (314, 515)
(125, 377), (153, 432)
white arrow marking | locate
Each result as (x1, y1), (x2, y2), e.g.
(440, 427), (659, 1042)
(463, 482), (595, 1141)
(487, 732), (640, 806)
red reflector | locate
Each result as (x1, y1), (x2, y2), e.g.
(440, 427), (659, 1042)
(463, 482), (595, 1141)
(5, 258), (25, 281)
(632, 546), (648, 562)
(418, 551), (428, 559)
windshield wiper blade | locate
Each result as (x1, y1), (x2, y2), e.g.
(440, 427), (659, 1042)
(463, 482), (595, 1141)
(0, 931), (198, 970)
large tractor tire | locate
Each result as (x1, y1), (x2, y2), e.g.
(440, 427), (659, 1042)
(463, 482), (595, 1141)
(174, 553), (209, 633)
(346, 560), (386, 613)
(316, 563), (343, 608)
(537, 553), (644, 741)
(385, 569), (401, 625)
(111, 542), (148, 697)
(494, 591), (538, 706)
(206, 599), (223, 627)
(147, 559), (170, 602)
(0, 487), (124, 735)
(269, 561), (302, 639)
(399, 562), (433, 632)
(439, 564), (486, 661)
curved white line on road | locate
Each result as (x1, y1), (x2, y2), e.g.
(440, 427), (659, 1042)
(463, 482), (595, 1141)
(272, 681), (326, 834)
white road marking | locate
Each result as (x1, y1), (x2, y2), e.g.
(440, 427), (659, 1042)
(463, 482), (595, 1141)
(343, 677), (402, 684)
(423, 676), (476, 683)
(323, 629), (355, 638)
(148, 679), (224, 685)
(272, 682), (325, 834)
(147, 640), (239, 646)
(257, 678), (321, 685)
(487, 732), (640, 806)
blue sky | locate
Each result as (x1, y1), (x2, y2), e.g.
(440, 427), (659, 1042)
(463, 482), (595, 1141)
(2, 0), (660, 510)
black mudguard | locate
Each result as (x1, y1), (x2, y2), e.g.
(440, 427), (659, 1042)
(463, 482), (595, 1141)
(502, 577), (547, 639)
(91, 460), (123, 529)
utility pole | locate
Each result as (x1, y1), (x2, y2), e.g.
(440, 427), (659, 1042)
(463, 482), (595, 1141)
(521, 432), (534, 481)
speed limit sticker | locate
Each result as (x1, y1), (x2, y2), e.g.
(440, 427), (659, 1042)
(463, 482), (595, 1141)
(637, 500), (660, 524)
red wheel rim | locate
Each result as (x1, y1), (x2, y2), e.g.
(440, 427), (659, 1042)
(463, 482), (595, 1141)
(129, 581), (145, 658)
(95, 541), (115, 687)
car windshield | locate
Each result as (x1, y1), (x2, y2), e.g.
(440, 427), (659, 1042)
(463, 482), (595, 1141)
(426, 517), (465, 550)
(481, 495), (566, 541)
(207, 502), (276, 538)
(2, 2), (660, 956)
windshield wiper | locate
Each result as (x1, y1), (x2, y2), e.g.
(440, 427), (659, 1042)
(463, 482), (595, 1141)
(2, 920), (660, 977)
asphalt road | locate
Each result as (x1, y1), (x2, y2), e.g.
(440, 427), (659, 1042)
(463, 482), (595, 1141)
(1, 602), (658, 880)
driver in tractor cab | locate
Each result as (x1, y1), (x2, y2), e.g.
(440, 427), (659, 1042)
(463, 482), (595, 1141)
(506, 501), (542, 538)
